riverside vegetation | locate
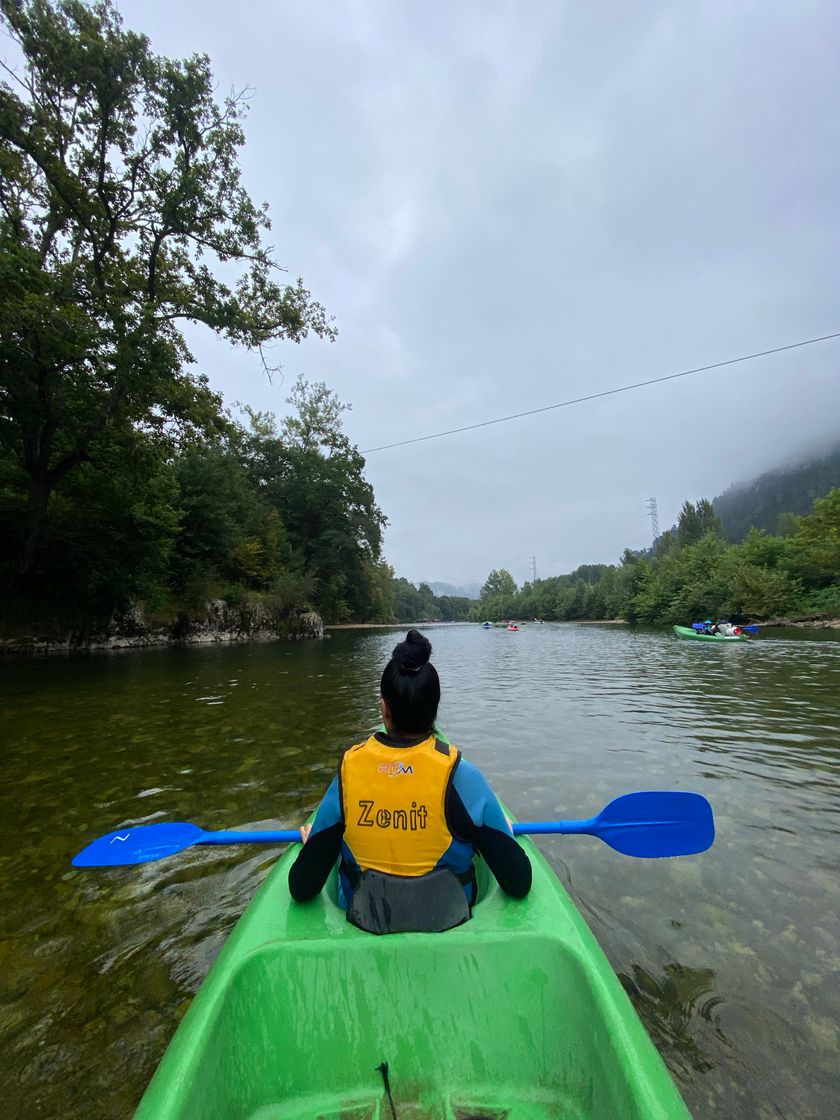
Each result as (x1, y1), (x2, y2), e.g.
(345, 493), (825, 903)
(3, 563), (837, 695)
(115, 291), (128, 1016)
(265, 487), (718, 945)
(0, 0), (385, 640)
(470, 491), (840, 627)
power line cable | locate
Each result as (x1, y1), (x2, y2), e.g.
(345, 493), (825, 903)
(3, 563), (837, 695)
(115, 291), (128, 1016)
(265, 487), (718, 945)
(361, 330), (840, 454)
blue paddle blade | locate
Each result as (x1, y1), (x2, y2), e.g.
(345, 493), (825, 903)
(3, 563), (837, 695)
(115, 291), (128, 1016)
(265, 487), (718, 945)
(72, 822), (206, 867)
(514, 791), (715, 857)
(595, 791), (714, 857)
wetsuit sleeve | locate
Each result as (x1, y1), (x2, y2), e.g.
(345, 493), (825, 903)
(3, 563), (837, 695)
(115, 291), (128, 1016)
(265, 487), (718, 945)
(450, 760), (532, 898)
(288, 776), (345, 902)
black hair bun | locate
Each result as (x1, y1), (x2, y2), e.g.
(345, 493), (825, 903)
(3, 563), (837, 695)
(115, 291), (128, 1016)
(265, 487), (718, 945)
(392, 629), (432, 672)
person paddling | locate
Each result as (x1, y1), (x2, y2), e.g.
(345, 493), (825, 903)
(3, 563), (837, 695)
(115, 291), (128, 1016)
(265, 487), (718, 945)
(289, 629), (532, 933)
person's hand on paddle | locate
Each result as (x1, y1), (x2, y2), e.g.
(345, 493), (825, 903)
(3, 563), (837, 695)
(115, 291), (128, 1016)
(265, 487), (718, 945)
(299, 823), (312, 844)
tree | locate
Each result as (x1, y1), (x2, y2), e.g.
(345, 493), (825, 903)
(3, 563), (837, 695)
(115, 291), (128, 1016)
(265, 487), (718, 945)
(788, 488), (840, 589)
(0, 418), (180, 625)
(476, 568), (518, 620)
(168, 435), (270, 603)
(676, 499), (723, 548)
(392, 577), (424, 623)
(480, 569), (518, 601)
(242, 379), (387, 622)
(436, 594), (470, 622)
(0, 0), (334, 583)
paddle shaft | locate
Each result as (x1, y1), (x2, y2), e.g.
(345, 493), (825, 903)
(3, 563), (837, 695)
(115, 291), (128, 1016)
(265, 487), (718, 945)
(200, 823), (623, 845)
(194, 824), (616, 845)
(198, 829), (301, 845)
(513, 819), (679, 836)
(205, 820), (683, 842)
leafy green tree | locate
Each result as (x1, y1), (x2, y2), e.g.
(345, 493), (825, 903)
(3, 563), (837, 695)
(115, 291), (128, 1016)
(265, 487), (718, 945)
(0, 0), (334, 584)
(614, 550), (648, 623)
(775, 511), (801, 538)
(788, 488), (840, 589)
(169, 436), (269, 604)
(241, 379), (386, 622)
(436, 594), (471, 621)
(653, 528), (678, 557)
(476, 568), (519, 619)
(1, 420), (179, 626)
(598, 567), (621, 618)
(718, 558), (801, 619)
(392, 577), (424, 622)
(365, 560), (396, 623)
(480, 569), (518, 601)
(676, 499), (723, 547)
(730, 527), (791, 570)
(562, 581), (585, 620)
(416, 583), (442, 621)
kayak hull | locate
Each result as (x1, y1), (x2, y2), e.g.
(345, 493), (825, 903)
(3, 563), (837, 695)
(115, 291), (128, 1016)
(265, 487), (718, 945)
(133, 819), (691, 1119)
(673, 625), (748, 642)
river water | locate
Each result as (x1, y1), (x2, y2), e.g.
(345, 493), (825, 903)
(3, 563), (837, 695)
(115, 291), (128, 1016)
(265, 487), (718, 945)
(1, 623), (838, 1119)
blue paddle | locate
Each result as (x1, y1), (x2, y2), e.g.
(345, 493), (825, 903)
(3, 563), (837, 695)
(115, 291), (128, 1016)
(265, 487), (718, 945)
(691, 622), (758, 633)
(71, 791), (714, 867)
(514, 791), (714, 858)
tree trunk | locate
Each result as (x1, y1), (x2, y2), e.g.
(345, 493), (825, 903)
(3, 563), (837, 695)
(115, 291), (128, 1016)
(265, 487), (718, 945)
(19, 474), (53, 578)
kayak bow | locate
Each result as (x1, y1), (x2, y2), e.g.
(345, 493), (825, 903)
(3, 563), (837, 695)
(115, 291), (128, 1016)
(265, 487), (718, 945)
(131, 811), (693, 1119)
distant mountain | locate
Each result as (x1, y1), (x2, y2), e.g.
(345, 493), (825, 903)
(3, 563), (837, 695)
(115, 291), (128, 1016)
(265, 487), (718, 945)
(423, 581), (481, 600)
(713, 441), (840, 541)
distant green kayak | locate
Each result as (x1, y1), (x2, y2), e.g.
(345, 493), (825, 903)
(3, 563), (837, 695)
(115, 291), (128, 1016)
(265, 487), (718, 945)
(673, 625), (749, 642)
(133, 810), (692, 1119)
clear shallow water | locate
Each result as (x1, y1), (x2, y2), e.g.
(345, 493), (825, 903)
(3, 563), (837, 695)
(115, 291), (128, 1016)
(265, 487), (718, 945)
(1, 624), (838, 1119)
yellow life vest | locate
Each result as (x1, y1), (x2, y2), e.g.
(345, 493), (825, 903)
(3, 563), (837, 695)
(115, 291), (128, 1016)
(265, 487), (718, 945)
(340, 734), (460, 877)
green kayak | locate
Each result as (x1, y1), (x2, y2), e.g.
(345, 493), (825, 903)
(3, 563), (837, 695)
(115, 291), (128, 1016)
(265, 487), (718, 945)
(133, 814), (692, 1119)
(673, 625), (748, 642)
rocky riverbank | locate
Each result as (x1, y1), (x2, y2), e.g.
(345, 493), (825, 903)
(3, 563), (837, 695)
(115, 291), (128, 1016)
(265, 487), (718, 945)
(0, 599), (324, 654)
(754, 615), (840, 630)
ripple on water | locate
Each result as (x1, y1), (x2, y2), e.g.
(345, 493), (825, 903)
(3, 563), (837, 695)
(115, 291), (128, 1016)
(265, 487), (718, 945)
(1, 625), (839, 1120)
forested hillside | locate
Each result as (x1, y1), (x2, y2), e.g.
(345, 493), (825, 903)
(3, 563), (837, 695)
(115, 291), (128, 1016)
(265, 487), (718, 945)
(713, 443), (840, 541)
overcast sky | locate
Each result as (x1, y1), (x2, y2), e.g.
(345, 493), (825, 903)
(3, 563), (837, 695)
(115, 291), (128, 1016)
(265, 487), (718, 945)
(117, 0), (840, 588)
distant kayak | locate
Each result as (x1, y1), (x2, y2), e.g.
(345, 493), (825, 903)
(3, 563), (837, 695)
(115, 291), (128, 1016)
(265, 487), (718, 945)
(482, 622), (492, 629)
(507, 625), (520, 632)
(673, 625), (749, 642)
